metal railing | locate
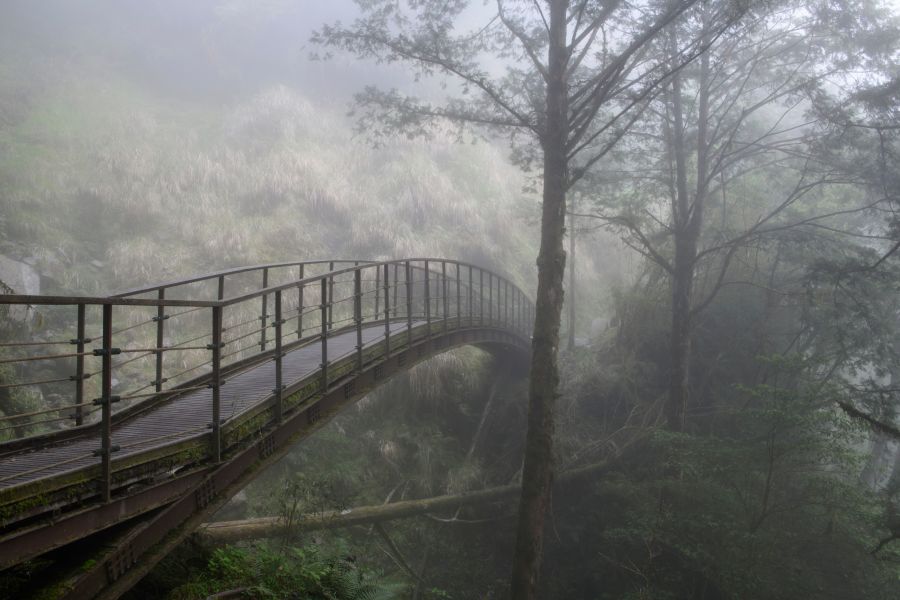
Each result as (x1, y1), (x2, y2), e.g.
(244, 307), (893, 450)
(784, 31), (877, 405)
(0, 259), (532, 500)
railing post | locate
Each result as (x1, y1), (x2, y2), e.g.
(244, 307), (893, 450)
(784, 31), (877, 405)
(511, 286), (516, 332)
(479, 269), (484, 325)
(498, 278), (502, 326)
(74, 303), (86, 426)
(153, 290), (166, 394)
(274, 290), (284, 424)
(437, 263), (443, 321)
(374, 262), (381, 317)
(456, 263), (462, 329)
(506, 280), (510, 327)
(498, 278), (502, 327)
(513, 287), (517, 333)
(498, 276), (502, 326)
(504, 279), (509, 327)
(424, 260), (431, 337)
(513, 288), (518, 333)
(434, 263), (440, 321)
(523, 292), (528, 336)
(522, 292), (527, 336)
(327, 262), (335, 330)
(383, 263), (391, 357)
(354, 268), (363, 372)
(405, 261), (413, 345)
(320, 277), (329, 393)
(488, 272), (493, 324)
(215, 279), (225, 360)
(511, 284), (514, 330)
(516, 288), (521, 334)
(522, 290), (526, 335)
(210, 305), (223, 462)
(468, 266), (473, 325)
(99, 303), (114, 502)
(497, 276), (506, 327)
(393, 263), (399, 314)
(259, 268), (269, 352)
(297, 263), (305, 339)
(442, 261), (449, 336)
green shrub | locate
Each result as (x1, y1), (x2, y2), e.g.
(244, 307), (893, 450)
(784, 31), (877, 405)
(168, 543), (398, 600)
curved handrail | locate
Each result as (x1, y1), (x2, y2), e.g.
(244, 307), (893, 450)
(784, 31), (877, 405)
(0, 258), (533, 451)
(111, 259), (374, 298)
(219, 258), (524, 306)
(0, 259), (529, 309)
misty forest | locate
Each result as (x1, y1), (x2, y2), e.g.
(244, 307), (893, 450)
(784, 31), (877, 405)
(0, 1), (899, 599)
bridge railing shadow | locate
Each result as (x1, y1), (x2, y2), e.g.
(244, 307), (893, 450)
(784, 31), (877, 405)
(0, 259), (532, 503)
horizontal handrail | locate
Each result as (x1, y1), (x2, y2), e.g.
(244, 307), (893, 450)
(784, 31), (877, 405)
(0, 258), (530, 309)
(111, 259), (372, 298)
(0, 294), (217, 307)
(220, 258), (526, 307)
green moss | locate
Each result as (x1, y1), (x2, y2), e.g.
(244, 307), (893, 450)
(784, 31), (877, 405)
(79, 559), (96, 572)
(0, 493), (47, 523)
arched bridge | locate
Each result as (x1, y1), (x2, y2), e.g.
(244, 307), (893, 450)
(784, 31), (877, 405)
(0, 259), (532, 599)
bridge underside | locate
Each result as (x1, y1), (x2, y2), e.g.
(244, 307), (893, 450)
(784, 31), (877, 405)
(0, 319), (529, 600)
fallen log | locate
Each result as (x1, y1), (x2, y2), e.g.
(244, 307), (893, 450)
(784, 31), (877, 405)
(196, 458), (617, 545)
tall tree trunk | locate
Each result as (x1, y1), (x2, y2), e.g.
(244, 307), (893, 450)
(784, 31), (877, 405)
(666, 24), (710, 432)
(510, 1), (569, 598)
(567, 198), (576, 352)
(665, 68), (695, 432)
(668, 255), (694, 431)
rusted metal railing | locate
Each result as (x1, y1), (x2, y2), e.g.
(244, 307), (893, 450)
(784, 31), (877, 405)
(0, 259), (533, 505)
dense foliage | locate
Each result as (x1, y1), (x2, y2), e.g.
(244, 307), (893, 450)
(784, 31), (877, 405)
(168, 544), (393, 600)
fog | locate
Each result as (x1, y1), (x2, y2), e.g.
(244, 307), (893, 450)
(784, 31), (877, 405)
(0, 1), (899, 599)
(0, 1), (504, 104)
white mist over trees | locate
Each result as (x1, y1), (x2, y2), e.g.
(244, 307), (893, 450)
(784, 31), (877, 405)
(0, 0), (899, 598)
(311, 1), (754, 595)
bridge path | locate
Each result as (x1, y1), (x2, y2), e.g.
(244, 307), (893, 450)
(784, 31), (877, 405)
(0, 321), (418, 489)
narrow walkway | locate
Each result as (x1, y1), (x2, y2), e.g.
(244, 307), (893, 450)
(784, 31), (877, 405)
(0, 321), (418, 489)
